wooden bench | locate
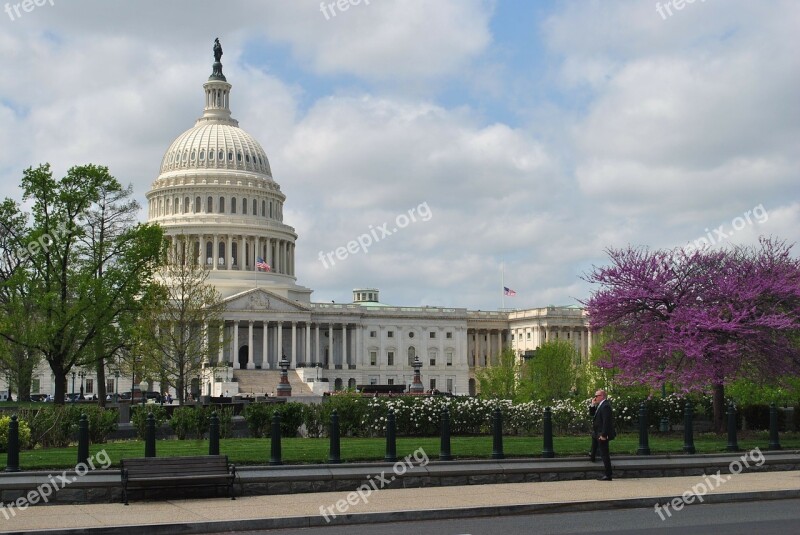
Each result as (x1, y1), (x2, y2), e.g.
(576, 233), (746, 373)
(120, 455), (236, 505)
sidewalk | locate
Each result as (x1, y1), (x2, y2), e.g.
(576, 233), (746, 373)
(2, 470), (799, 534)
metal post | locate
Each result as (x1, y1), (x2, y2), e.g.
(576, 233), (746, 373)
(491, 407), (504, 459)
(5, 414), (20, 472)
(269, 412), (282, 465)
(542, 406), (555, 458)
(144, 412), (156, 458)
(683, 400), (696, 454)
(726, 401), (739, 451)
(385, 409), (397, 462)
(209, 411), (220, 456)
(329, 410), (341, 464)
(440, 407), (452, 461)
(637, 402), (651, 455)
(768, 403), (781, 450)
(77, 413), (90, 465)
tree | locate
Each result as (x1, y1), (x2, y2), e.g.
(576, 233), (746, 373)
(0, 164), (163, 404)
(584, 238), (800, 431)
(475, 348), (519, 400)
(518, 340), (578, 402)
(138, 241), (225, 405)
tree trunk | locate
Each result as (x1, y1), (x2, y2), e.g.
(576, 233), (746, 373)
(712, 383), (725, 433)
(53, 369), (67, 405)
(95, 346), (107, 407)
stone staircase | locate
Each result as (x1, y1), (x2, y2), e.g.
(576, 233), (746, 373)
(232, 369), (314, 396)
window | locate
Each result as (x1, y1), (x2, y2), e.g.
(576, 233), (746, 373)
(228, 151), (233, 161)
(195, 197), (201, 213)
(429, 379), (436, 390)
(242, 198), (247, 214)
(387, 378), (394, 385)
(446, 332), (453, 339)
(32, 377), (41, 394)
(430, 356), (436, 366)
(190, 150), (196, 161)
(231, 197), (237, 213)
(184, 197), (190, 213)
(85, 379), (94, 394)
(527, 332), (531, 339)
(106, 379), (115, 393)
(262, 200), (266, 217)
(219, 197), (225, 213)
(199, 150), (205, 161)
(446, 377), (454, 393)
(370, 330), (377, 338)
(209, 150), (214, 160)
(369, 376), (378, 385)
(430, 332), (436, 339)
(207, 196), (213, 213)
(387, 351), (394, 366)
(237, 152), (242, 162)
(269, 201), (273, 218)
(407, 346), (416, 365)
(253, 199), (257, 215)
(370, 351), (377, 366)
(408, 331), (415, 339)
(446, 351), (453, 366)
(387, 331), (394, 338)
(218, 150), (224, 160)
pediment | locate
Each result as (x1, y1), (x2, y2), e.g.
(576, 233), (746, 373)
(223, 288), (310, 312)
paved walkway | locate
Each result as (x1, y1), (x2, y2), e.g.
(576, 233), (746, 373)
(2, 470), (799, 534)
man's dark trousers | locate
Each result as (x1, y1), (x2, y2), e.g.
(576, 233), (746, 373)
(598, 439), (611, 477)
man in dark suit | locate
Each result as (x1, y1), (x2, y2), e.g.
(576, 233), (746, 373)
(592, 389), (615, 481)
(589, 401), (598, 462)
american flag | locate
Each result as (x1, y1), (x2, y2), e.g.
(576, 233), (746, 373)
(256, 257), (271, 272)
(503, 286), (517, 297)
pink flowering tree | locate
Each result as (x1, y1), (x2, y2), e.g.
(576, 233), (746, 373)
(583, 238), (800, 431)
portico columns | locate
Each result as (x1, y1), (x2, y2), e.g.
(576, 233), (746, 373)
(305, 322), (311, 366)
(262, 321), (269, 369)
(247, 321), (255, 369)
(327, 324), (333, 369)
(342, 324), (347, 368)
(213, 235), (219, 270)
(277, 321), (283, 361)
(233, 321), (240, 369)
(291, 322), (297, 368)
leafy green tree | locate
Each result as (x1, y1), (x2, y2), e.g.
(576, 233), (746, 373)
(518, 340), (578, 402)
(476, 348), (519, 400)
(0, 164), (162, 404)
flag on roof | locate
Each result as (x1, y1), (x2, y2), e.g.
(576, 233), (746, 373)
(256, 257), (271, 272)
(503, 286), (516, 297)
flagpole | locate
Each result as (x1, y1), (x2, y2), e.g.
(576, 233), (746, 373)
(501, 262), (505, 311)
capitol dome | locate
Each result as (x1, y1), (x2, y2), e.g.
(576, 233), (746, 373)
(146, 40), (312, 303)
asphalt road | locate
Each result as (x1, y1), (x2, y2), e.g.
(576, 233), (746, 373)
(220, 498), (800, 535)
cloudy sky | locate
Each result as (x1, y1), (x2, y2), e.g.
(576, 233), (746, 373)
(2, 0), (798, 310)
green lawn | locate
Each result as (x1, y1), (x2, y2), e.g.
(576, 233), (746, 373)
(15, 432), (800, 470)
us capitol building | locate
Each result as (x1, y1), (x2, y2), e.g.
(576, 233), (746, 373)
(14, 43), (591, 400)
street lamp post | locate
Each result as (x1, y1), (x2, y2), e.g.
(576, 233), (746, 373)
(139, 379), (147, 407)
(114, 371), (120, 403)
(71, 372), (76, 402)
(79, 371), (86, 399)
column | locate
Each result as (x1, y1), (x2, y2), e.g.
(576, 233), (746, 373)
(255, 236), (261, 268)
(327, 323), (333, 369)
(305, 322), (311, 366)
(342, 324), (348, 368)
(290, 322), (297, 368)
(315, 324), (321, 365)
(247, 320), (255, 369)
(277, 321), (283, 361)
(265, 238), (272, 270)
(355, 325), (362, 368)
(213, 234), (219, 270)
(238, 235), (245, 270)
(497, 330), (502, 358)
(226, 235), (232, 269)
(218, 321), (225, 365)
(262, 320), (269, 369)
(233, 321), (240, 369)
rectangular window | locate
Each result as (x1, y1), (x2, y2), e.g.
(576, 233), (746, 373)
(387, 331), (394, 338)
(429, 378), (436, 390)
(527, 332), (531, 339)
(370, 351), (377, 366)
(429, 332), (436, 339)
(446, 377), (454, 393)
(429, 357), (436, 366)
(370, 330), (377, 338)
(387, 378), (394, 385)
(387, 351), (394, 366)
(31, 377), (41, 394)
(85, 379), (94, 394)
(369, 376), (379, 385)
(446, 332), (453, 339)
(106, 379), (115, 394)
(446, 351), (453, 366)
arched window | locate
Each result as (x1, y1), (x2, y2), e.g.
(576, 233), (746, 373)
(253, 199), (257, 215)
(218, 242), (226, 266)
(237, 152), (242, 162)
(231, 242), (238, 266)
(206, 196), (213, 213)
(199, 150), (205, 161)
(209, 150), (214, 161)
(227, 151), (233, 161)
(194, 197), (201, 213)
(231, 197), (237, 214)
(219, 197), (225, 213)
(408, 346), (416, 366)
(269, 201), (273, 218)
(206, 242), (213, 265)
(183, 197), (190, 213)
(242, 198), (247, 215)
(261, 200), (266, 217)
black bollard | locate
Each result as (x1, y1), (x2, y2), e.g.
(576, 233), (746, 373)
(683, 401), (696, 454)
(491, 407), (504, 460)
(637, 402), (651, 455)
(328, 410), (341, 464)
(440, 407), (452, 461)
(768, 403), (781, 451)
(542, 407), (555, 458)
(726, 401), (739, 451)
(269, 412), (282, 466)
(209, 411), (220, 456)
(77, 413), (90, 465)
(145, 412), (156, 458)
(5, 414), (20, 472)
(384, 409), (397, 462)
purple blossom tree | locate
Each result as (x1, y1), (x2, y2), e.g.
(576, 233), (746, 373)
(583, 238), (800, 431)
